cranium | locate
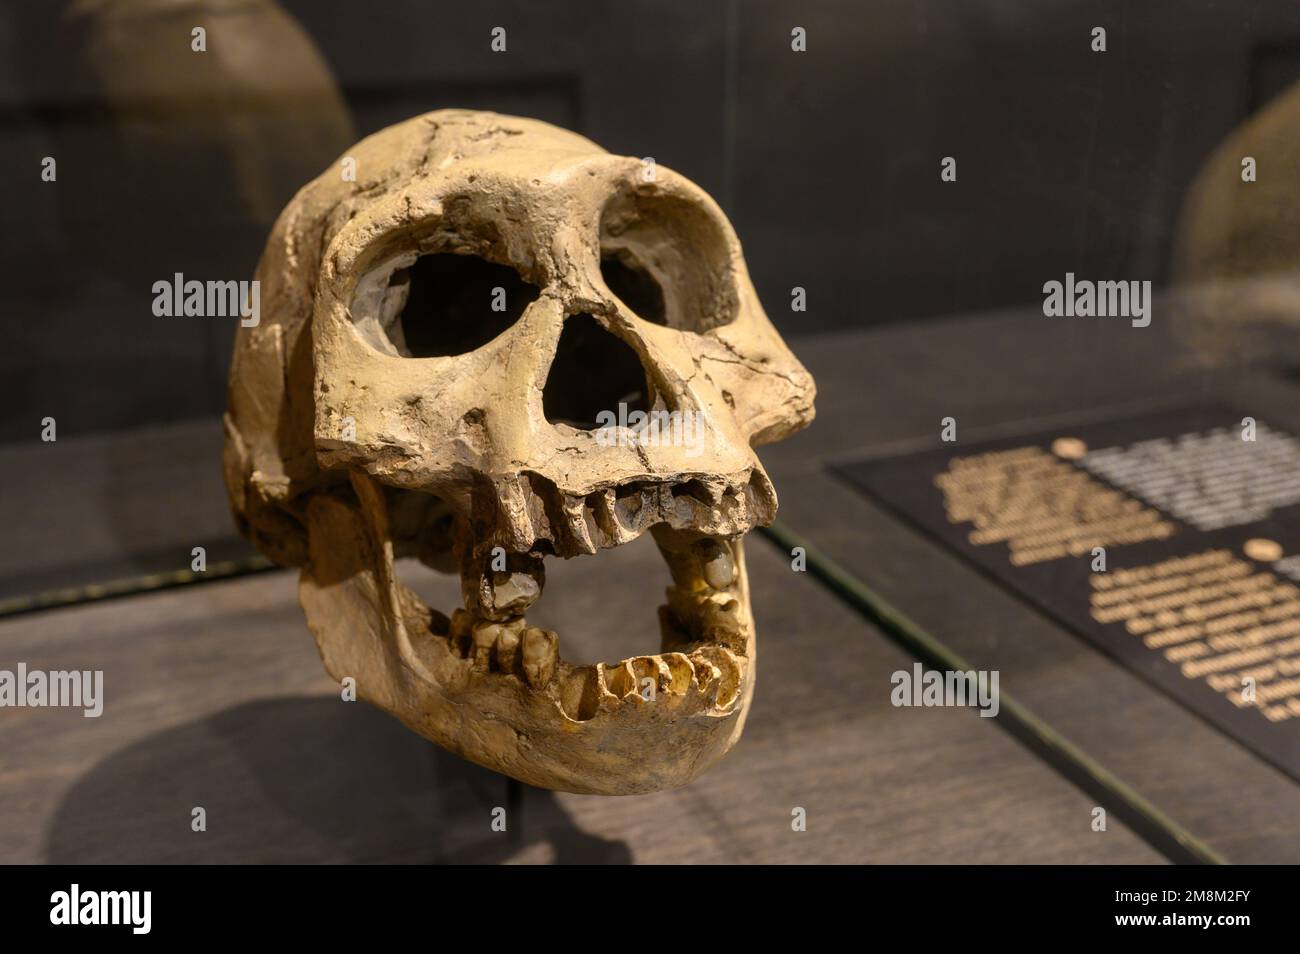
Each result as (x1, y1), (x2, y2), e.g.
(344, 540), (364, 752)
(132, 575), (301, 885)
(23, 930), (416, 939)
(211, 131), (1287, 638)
(224, 109), (815, 794)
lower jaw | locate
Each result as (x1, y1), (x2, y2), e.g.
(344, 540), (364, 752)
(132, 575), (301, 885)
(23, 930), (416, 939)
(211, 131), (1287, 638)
(297, 478), (755, 795)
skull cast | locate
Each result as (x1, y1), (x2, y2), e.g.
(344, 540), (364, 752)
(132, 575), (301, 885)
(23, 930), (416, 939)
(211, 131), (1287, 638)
(224, 110), (815, 794)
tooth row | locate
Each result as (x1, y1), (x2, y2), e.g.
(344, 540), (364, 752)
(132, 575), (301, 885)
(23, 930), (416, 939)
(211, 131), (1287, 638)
(447, 609), (558, 689)
(440, 597), (747, 722)
(559, 646), (744, 722)
(475, 470), (777, 557)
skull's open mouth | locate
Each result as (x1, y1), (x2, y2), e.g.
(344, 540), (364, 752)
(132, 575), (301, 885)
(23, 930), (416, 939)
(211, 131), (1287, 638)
(299, 462), (776, 795)
(225, 110), (814, 795)
(449, 470), (776, 718)
(452, 528), (751, 724)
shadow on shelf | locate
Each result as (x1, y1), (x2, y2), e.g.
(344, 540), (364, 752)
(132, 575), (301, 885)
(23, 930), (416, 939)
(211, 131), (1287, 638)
(44, 696), (631, 864)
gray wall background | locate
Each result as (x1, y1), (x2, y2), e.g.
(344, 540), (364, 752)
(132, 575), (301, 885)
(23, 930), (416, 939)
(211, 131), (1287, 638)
(2, 0), (1299, 443)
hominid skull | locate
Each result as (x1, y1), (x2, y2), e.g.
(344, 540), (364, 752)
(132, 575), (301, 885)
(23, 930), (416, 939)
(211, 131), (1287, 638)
(224, 110), (815, 794)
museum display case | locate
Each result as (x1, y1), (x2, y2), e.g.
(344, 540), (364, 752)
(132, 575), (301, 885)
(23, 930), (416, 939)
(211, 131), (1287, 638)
(1, 1), (1298, 913)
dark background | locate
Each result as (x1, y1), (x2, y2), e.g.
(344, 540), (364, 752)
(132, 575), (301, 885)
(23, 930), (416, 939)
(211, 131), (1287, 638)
(2, 0), (1299, 443)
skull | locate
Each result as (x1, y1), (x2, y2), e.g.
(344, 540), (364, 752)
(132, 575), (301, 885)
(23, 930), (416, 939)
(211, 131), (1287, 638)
(224, 110), (815, 794)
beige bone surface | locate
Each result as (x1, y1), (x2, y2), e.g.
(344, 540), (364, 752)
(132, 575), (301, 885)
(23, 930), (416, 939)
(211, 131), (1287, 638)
(225, 109), (815, 794)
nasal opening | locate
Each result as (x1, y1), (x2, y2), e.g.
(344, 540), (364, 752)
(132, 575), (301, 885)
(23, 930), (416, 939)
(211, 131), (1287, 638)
(543, 313), (651, 431)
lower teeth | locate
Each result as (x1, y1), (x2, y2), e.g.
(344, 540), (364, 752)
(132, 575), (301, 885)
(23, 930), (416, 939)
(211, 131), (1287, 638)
(697, 539), (736, 589)
(437, 535), (745, 700)
(521, 627), (559, 688)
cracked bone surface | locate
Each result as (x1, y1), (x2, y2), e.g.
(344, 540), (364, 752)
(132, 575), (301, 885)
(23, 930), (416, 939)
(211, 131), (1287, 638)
(224, 109), (815, 794)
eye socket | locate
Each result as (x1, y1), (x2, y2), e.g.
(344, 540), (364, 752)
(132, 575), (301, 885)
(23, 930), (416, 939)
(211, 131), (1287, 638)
(355, 252), (540, 358)
(599, 186), (738, 332)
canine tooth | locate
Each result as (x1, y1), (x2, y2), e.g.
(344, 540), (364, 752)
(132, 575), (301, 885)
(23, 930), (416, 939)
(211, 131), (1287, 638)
(697, 539), (736, 589)
(521, 627), (558, 688)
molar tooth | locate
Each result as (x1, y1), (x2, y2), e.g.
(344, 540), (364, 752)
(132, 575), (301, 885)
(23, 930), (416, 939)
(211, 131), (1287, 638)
(658, 652), (695, 696)
(691, 651), (719, 684)
(602, 659), (637, 698)
(702, 597), (747, 650)
(488, 571), (541, 617)
(697, 539), (736, 590)
(521, 626), (558, 689)
(692, 646), (742, 709)
(626, 655), (675, 702)
(467, 549), (544, 621)
(689, 655), (722, 704)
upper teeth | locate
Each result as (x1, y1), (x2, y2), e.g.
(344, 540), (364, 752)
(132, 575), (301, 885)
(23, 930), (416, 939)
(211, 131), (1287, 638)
(463, 551), (545, 621)
(488, 571), (541, 616)
(472, 469), (777, 558)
